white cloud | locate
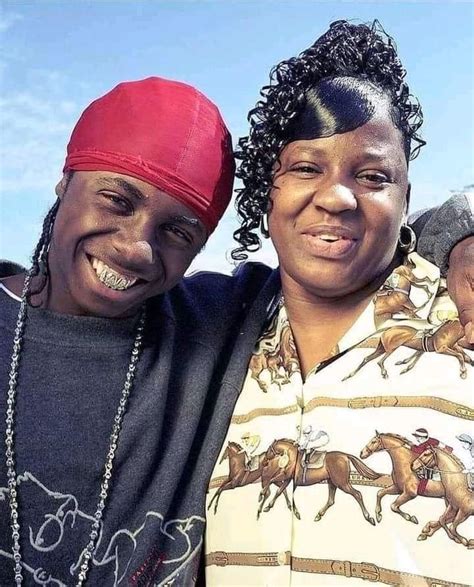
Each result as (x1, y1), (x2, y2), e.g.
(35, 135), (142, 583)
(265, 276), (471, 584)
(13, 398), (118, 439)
(0, 68), (87, 198)
(0, 11), (22, 33)
(0, 29), (91, 262)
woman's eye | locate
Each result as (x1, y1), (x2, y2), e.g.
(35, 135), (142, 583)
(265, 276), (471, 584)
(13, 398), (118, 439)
(358, 171), (391, 186)
(101, 192), (133, 213)
(291, 164), (321, 175)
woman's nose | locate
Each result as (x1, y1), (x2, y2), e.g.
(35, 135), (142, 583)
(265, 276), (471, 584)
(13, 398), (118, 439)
(312, 182), (357, 213)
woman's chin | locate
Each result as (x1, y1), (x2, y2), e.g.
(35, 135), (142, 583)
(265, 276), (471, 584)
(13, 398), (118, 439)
(288, 266), (382, 301)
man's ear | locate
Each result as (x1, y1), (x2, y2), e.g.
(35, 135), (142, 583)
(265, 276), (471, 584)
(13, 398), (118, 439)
(55, 174), (69, 200)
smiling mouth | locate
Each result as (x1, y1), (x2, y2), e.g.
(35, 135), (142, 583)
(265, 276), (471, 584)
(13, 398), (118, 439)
(317, 234), (349, 243)
(301, 232), (358, 258)
(89, 256), (140, 291)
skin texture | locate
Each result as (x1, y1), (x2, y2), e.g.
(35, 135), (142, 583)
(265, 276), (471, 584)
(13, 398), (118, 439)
(447, 236), (474, 344)
(4, 171), (207, 318)
(269, 114), (409, 303)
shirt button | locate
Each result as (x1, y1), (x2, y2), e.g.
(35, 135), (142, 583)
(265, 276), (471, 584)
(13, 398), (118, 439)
(277, 551), (287, 566)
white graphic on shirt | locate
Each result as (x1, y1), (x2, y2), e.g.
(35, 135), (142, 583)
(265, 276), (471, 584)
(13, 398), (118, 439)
(0, 471), (204, 586)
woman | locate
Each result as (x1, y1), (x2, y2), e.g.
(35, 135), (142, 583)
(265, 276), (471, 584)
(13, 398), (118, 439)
(205, 21), (473, 586)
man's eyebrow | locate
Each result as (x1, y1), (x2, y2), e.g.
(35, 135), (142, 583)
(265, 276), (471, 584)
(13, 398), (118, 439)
(97, 177), (146, 200)
(169, 214), (206, 234)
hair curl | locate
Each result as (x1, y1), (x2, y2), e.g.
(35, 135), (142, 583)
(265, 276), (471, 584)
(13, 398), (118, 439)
(233, 20), (425, 260)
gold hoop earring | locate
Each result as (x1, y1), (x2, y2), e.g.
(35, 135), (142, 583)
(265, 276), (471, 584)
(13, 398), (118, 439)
(398, 224), (417, 254)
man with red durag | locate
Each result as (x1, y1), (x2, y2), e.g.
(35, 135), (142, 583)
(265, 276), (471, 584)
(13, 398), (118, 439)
(0, 76), (247, 586)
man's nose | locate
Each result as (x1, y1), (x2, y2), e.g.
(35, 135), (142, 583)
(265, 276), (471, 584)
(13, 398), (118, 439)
(113, 238), (155, 267)
(130, 241), (154, 264)
(312, 181), (357, 213)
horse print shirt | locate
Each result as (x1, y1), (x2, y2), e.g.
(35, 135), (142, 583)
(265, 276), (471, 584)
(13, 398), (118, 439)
(205, 253), (473, 587)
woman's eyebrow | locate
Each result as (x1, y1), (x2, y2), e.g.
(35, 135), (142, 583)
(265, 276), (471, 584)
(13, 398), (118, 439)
(289, 145), (394, 160)
(288, 146), (327, 158)
(96, 177), (147, 200)
(356, 149), (393, 161)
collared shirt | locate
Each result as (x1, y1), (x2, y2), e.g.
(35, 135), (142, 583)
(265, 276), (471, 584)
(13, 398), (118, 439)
(205, 253), (473, 587)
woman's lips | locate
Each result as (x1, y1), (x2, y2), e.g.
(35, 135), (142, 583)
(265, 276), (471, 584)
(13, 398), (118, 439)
(301, 233), (358, 258)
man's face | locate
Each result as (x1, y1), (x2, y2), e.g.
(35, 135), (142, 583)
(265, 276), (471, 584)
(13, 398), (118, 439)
(47, 171), (207, 318)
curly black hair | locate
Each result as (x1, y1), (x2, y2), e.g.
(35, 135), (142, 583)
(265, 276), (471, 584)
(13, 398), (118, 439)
(233, 19), (425, 260)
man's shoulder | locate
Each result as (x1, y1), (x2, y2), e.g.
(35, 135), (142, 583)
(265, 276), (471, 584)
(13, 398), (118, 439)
(170, 262), (276, 312)
(181, 262), (275, 299)
(0, 259), (24, 279)
(156, 262), (279, 340)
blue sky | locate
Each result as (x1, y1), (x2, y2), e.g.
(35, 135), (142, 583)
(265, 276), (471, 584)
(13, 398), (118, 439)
(1, 1), (473, 273)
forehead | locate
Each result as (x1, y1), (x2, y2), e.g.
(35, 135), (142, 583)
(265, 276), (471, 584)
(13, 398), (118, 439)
(74, 171), (204, 220)
(283, 115), (407, 163)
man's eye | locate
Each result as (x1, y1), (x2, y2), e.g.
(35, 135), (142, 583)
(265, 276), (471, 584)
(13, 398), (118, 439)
(101, 192), (133, 213)
(163, 224), (192, 244)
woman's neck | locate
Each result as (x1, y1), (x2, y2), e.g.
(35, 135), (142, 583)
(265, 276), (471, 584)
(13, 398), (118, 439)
(281, 265), (394, 378)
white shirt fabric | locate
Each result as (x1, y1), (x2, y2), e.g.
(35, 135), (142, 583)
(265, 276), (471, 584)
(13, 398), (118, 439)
(205, 253), (473, 587)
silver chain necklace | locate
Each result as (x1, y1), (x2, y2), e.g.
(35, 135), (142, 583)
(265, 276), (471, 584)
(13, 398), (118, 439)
(5, 270), (146, 585)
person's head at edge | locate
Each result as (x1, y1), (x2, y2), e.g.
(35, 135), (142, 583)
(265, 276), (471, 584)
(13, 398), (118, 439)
(15, 76), (235, 318)
(234, 20), (425, 301)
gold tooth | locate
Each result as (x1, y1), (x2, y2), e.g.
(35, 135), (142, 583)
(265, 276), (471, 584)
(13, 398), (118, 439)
(96, 262), (137, 290)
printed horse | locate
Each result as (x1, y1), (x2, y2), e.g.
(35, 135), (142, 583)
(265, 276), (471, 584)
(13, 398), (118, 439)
(207, 442), (268, 514)
(344, 319), (472, 380)
(248, 350), (284, 392)
(249, 324), (299, 392)
(360, 432), (445, 525)
(278, 325), (300, 378)
(412, 446), (473, 548)
(374, 258), (435, 325)
(257, 439), (381, 525)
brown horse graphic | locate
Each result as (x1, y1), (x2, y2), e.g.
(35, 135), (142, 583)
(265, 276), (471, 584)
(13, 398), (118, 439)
(207, 442), (269, 514)
(257, 439), (382, 525)
(360, 432), (445, 525)
(374, 258), (435, 326)
(344, 319), (472, 380)
(278, 325), (300, 376)
(412, 446), (474, 548)
(248, 351), (284, 392)
(249, 324), (300, 392)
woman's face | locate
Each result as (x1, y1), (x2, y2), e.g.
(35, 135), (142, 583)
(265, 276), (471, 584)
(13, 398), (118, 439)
(268, 114), (409, 299)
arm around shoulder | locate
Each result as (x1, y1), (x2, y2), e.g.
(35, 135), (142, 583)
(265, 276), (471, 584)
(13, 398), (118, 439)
(413, 193), (474, 273)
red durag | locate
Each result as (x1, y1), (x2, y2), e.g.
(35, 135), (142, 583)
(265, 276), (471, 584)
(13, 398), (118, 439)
(64, 77), (235, 234)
